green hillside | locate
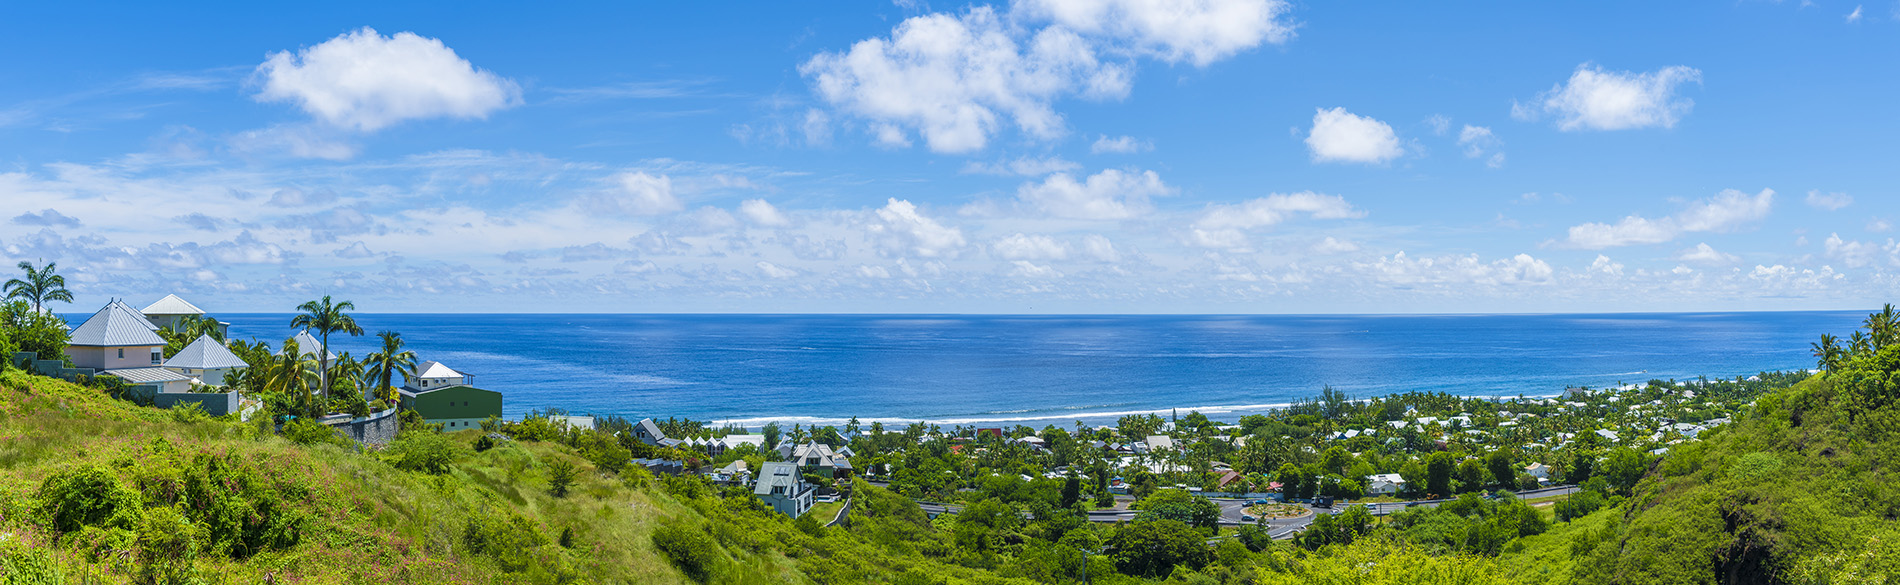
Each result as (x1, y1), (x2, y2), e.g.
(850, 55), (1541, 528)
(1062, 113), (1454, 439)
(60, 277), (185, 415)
(5, 309), (1900, 584)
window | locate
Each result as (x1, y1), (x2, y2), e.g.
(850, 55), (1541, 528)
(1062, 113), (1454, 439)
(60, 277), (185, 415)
(151, 351), (161, 364)
(118, 348), (124, 359)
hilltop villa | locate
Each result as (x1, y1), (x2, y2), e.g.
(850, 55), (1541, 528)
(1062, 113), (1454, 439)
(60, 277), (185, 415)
(141, 294), (228, 337)
(162, 334), (248, 387)
(67, 301), (189, 393)
(397, 360), (501, 430)
(780, 441), (854, 479)
(754, 462), (814, 518)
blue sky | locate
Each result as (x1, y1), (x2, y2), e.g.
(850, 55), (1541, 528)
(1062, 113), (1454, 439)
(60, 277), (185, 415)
(2, 1), (1897, 313)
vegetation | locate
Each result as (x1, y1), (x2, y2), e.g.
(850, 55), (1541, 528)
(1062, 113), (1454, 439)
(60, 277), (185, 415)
(2, 261), (73, 313)
(289, 295), (364, 403)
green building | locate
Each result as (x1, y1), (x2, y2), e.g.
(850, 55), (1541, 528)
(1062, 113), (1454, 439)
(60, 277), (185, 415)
(397, 361), (501, 429)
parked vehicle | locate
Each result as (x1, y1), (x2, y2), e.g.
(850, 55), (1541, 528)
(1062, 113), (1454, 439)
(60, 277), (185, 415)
(1313, 496), (1334, 508)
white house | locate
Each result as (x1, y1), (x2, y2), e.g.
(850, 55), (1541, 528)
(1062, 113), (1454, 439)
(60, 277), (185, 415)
(66, 301), (167, 372)
(162, 334), (248, 387)
(141, 294), (226, 336)
(1524, 463), (1550, 481)
(755, 462), (814, 518)
(405, 361), (472, 390)
(1595, 429), (1620, 442)
(548, 415), (595, 431)
(1366, 473), (1407, 496)
(106, 366), (192, 394)
(781, 441), (854, 479)
(711, 434), (766, 456)
(1143, 435), (1175, 453)
(278, 330), (337, 361)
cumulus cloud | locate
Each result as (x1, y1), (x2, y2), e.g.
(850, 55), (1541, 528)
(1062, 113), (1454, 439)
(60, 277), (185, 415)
(1080, 234), (1120, 262)
(738, 199), (791, 226)
(1190, 192), (1362, 249)
(1457, 125), (1504, 168)
(1016, 168), (1171, 219)
(254, 27), (521, 131)
(870, 198), (965, 257)
(12, 209), (80, 228)
(1589, 255), (1624, 276)
(1519, 63), (1701, 131)
(1677, 242), (1738, 265)
(802, 1), (1289, 152)
(1305, 107), (1402, 164)
(991, 233), (1069, 260)
(1559, 188), (1773, 249)
(1312, 236), (1359, 254)
(1805, 190), (1852, 211)
(590, 172), (683, 216)
(1090, 134), (1149, 154)
(1366, 251), (1554, 286)
(1824, 233), (1899, 268)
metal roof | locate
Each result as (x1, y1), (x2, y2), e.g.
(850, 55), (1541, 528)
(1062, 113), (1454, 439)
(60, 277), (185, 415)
(108, 299), (160, 330)
(141, 294), (206, 317)
(67, 302), (167, 347)
(276, 330), (337, 360)
(754, 462), (806, 496)
(104, 367), (189, 384)
(416, 361), (462, 379)
(163, 334), (249, 369)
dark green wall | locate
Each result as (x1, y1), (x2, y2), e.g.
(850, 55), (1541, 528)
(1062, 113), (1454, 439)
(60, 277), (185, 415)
(401, 386), (502, 421)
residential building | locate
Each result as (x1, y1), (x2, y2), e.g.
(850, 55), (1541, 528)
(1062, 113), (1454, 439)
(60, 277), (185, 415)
(397, 362), (500, 430)
(1143, 435), (1174, 453)
(755, 462), (814, 518)
(105, 366), (192, 394)
(711, 460), (751, 486)
(710, 434), (765, 456)
(277, 330), (337, 361)
(141, 294), (227, 336)
(1524, 463), (1550, 481)
(632, 418), (684, 448)
(66, 301), (166, 371)
(1367, 473), (1407, 496)
(548, 415), (595, 431)
(634, 458), (685, 476)
(162, 334), (248, 387)
(405, 361), (473, 391)
(781, 441), (854, 479)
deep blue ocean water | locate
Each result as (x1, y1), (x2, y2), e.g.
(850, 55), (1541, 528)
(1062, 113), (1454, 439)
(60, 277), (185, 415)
(103, 312), (1868, 427)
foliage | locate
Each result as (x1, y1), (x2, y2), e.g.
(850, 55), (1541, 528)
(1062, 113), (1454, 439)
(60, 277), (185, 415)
(2, 261), (73, 312)
(1107, 519), (1210, 578)
(651, 519), (722, 582)
(545, 459), (577, 498)
(385, 430), (457, 474)
(279, 417), (347, 447)
(0, 300), (70, 364)
(36, 465), (144, 534)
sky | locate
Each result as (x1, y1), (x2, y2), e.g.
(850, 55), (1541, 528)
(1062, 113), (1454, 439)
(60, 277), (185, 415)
(2, 1), (1898, 314)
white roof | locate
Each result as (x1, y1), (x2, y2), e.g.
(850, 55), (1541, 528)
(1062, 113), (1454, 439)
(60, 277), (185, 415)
(277, 330), (337, 360)
(1367, 473), (1406, 483)
(141, 294), (206, 317)
(163, 334), (248, 369)
(104, 367), (189, 384)
(416, 361), (463, 379)
(68, 302), (167, 347)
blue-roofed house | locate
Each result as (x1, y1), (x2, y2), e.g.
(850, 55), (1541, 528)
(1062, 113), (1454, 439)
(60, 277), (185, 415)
(163, 334), (249, 387)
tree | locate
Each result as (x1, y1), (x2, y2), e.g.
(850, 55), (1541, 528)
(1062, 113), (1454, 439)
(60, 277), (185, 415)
(1600, 447), (1648, 496)
(289, 295), (364, 403)
(1109, 519), (1211, 577)
(1426, 452), (1454, 497)
(546, 459), (577, 497)
(1485, 450), (1516, 490)
(3, 261), (73, 313)
(1, 300), (70, 361)
(1061, 472), (1082, 509)
(1134, 489), (1220, 531)
(365, 330), (417, 402)
(1812, 333), (1845, 372)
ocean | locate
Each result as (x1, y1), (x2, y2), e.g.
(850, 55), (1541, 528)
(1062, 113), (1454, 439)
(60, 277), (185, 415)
(117, 311), (1862, 428)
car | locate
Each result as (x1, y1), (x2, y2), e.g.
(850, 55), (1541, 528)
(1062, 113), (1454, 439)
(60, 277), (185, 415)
(1253, 499), (1272, 505)
(1362, 503), (1380, 512)
(1312, 496), (1334, 508)
(1241, 514), (1257, 522)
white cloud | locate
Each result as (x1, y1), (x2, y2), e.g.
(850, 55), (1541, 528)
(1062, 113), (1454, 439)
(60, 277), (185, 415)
(1822, 233), (1896, 268)
(230, 124), (358, 160)
(12, 209), (81, 228)
(738, 199), (791, 226)
(1017, 0), (1294, 66)
(1847, 5), (1863, 22)
(1676, 242), (1738, 265)
(856, 265), (892, 278)
(1805, 190), (1852, 211)
(803, 1), (1289, 152)
(254, 27), (520, 131)
(1560, 188), (1774, 249)
(757, 261), (799, 278)
(1191, 192), (1362, 248)
(1081, 234), (1120, 262)
(1871, 219), (1893, 233)
(962, 156), (1080, 176)
(1589, 255), (1624, 276)
(1016, 168), (1171, 219)
(1009, 259), (1061, 278)
(870, 198), (966, 257)
(1523, 63), (1701, 131)
(1367, 252), (1554, 286)
(1457, 125), (1504, 167)
(1090, 134), (1149, 154)
(1306, 107), (1402, 164)
(590, 172), (683, 216)
(1426, 114), (1451, 136)
(1312, 236), (1358, 254)
(991, 233), (1069, 260)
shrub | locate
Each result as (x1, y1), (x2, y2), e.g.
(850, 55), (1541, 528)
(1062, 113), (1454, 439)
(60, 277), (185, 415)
(463, 507), (548, 573)
(473, 434), (497, 452)
(386, 431), (457, 475)
(546, 459), (577, 498)
(36, 465), (143, 534)
(280, 417), (347, 447)
(0, 539), (64, 585)
(135, 506), (200, 585)
(651, 519), (722, 582)
(168, 401), (210, 424)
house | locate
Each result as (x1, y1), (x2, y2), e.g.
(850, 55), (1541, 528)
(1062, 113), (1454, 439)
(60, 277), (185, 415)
(711, 434), (765, 456)
(277, 330), (337, 361)
(405, 361), (474, 391)
(632, 418), (684, 448)
(66, 301), (167, 371)
(782, 441), (854, 479)
(548, 415), (595, 431)
(1213, 470), (1244, 490)
(1524, 463), (1550, 481)
(1594, 429), (1620, 442)
(1366, 473), (1406, 496)
(755, 462), (814, 518)
(105, 366), (192, 394)
(711, 460), (751, 486)
(1144, 435), (1174, 453)
(162, 334), (248, 387)
(397, 366), (501, 430)
(634, 458), (686, 476)
(141, 294), (226, 336)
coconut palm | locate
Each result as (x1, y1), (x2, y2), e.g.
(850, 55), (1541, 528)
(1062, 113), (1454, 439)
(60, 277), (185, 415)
(1812, 333), (1845, 373)
(3, 260), (74, 313)
(1866, 304), (1899, 351)
(289, 295), (364, 402)
(270, 339), (322, 416)
(365, 330), (417, 403)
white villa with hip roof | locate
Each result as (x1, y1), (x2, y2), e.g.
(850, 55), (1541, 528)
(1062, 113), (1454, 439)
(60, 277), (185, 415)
(278, 329), (337, 361)
(163, 334), (248, 387)
(140, 294), (227, 336)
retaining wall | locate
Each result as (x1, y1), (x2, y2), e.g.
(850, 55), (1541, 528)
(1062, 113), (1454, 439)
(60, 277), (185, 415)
(323, 407), (400, 447)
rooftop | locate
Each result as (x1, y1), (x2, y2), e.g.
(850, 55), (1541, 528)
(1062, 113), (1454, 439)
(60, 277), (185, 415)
(164, 334), (248, 370)
(141, 294), (206, 317)
(68, 302), (167, 347)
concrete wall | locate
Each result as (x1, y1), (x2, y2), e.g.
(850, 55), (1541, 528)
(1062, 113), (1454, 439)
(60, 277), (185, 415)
(165, 365), (238, 387)
(322, 407), (400, 447)
(67, 345), (164, 371)
(152, 391), (240, 416)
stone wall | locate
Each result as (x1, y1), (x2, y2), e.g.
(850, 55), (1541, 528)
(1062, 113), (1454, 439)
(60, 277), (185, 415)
(323, 407), (401, 447)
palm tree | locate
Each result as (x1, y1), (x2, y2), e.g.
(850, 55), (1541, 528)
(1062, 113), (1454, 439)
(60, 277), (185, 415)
(271, 338), (322, 416)
(289, 295), (364, 402)
(3, 260), (74, 313)
(365, 331), (417, 403)
(1867, 304), (1899, 351)
(1812, 334), (1844, 373)
(1850, 331), (1873, 358)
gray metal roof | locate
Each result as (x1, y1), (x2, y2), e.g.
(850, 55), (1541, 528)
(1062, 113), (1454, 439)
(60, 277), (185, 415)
(164, 334), (249, 369)
(754, 462), (806, 496)
(275, 330), (337, 360)
(104, 367), (189, 384)
(141, 294), (206, 317)
(68, 303), (167, 347)
(108, 299), (160, 330)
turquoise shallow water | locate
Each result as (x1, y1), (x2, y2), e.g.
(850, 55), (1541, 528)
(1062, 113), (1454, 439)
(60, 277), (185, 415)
(149, 312), (1865, 427)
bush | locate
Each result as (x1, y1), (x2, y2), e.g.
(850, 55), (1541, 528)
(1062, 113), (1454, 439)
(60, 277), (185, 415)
(36, 465), (143, 534)
(280, 417), (347, 447)
(136, 506), (200, 584)
(463, 507), (548, 573)
(651, 520), (722, 582)
(473, 434), (497, 452)
(168, 401), (210, 424)
(546, 459), (577, 498)
(386, 431), (457, 474)
(0, 539), (64, 585)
